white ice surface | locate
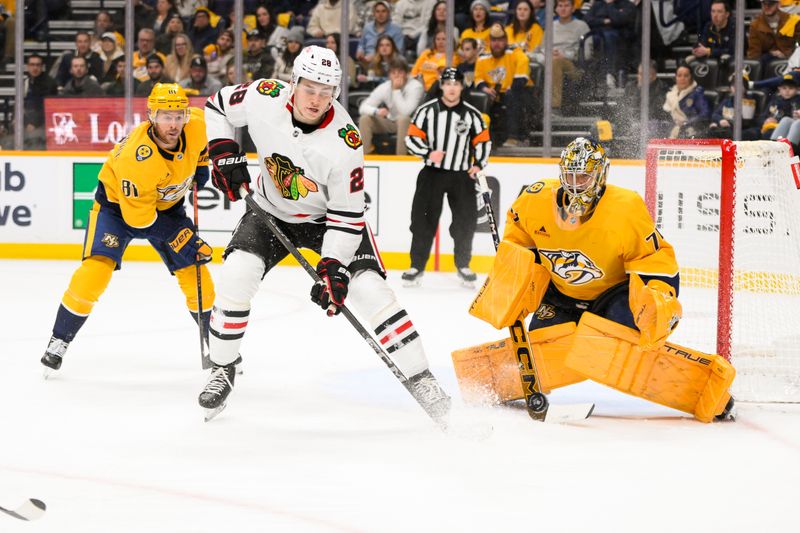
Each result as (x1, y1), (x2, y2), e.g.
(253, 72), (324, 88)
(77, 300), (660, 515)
(1, 260), (798, 533)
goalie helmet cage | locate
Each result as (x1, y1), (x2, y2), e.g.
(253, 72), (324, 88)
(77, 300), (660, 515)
(645, 138), (800, 403)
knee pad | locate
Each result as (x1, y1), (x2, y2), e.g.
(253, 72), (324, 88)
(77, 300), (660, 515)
(348, 270), (398, 325)
(174, 264), (215, 313)
(62, 255), (116, 315)
(215, 250), (265, 311)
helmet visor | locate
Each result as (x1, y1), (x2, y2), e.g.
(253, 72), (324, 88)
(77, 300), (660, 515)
(150, 108), (190, 126)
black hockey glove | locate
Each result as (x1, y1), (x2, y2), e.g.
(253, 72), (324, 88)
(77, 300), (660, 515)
(310, 257), (351, 316)
(208, 138), (250, 201)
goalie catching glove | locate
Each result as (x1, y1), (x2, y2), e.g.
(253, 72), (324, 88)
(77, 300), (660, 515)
(310, 257), (351, 316)
(629, 273), (682, 350)
(208, 138), (250, 201)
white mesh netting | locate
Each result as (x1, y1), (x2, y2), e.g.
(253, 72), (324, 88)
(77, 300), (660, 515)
(649, 140), (800, 402)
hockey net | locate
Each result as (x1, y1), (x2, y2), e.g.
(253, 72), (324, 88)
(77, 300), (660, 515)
(645, 139), (800, 403)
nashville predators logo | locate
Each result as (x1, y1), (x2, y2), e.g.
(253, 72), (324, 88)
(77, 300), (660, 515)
(539, 249), (603, 285)
(101, 233), (120, 248)
(535, 304), (556, 320)
(135, 145), (152, 161)
(265, 153), (318, 200)
(157, 175), (193, 202)
(256, 79), (284, 97)
(338, 124), (362, 150)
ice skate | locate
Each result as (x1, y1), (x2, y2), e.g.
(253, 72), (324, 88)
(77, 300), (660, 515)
(41, 336), (69, 379)
(716, 396), (736, 422)
(402, 267), (423, 287)
(408, 369), (451, 425)
(456, 267), (477, 288)
(199, 363), (236, 422)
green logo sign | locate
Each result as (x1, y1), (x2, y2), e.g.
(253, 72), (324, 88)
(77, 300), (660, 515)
(73, 163), (102, 229)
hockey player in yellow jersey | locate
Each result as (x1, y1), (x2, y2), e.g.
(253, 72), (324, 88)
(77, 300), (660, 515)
(41, 83), (216, 375)
(458, 137), (736, 422)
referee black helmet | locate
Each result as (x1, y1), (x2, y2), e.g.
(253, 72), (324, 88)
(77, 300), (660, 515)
(440, 67), (464, 84)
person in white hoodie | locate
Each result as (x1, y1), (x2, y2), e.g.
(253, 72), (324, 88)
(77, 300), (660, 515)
(394, 0), (435, 52)
(358, 57), (424, 154)
(307, 0), (360, 38)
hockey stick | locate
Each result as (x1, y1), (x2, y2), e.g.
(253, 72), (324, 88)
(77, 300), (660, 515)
(240, 188), (447, 429)
(476, 173), (594, 422)
(193, 182), (212, 370)
(0, 499), (46, 521)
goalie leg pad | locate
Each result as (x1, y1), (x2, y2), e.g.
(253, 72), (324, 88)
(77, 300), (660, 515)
(469, 240), (550, 329)
(565, 312), (735, 422)
(174, 264), (215, 313)
(451, 322), (586, 404)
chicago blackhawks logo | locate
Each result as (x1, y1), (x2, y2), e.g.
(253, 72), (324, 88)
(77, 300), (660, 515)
(338, 124), (362, 150)
(539, 249), (603, 285)
(256, 79), (284, 97)
(265, 153), (318, 200)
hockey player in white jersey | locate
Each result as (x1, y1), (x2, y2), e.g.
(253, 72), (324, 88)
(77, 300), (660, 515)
(199, 45), (451, 422)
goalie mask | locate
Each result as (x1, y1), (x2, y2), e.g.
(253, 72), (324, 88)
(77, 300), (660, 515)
(558, 137), (609, 217)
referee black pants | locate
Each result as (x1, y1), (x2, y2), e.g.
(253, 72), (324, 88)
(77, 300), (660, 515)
(408, 166), (477, 271)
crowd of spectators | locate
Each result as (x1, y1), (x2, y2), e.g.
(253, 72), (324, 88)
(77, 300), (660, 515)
(17, 0), (800, 153)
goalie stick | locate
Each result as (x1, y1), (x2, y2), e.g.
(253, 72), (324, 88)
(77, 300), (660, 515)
(240, 188), (449, 430)
(476, 173), (594, 423)
(0, 499), (46, 521)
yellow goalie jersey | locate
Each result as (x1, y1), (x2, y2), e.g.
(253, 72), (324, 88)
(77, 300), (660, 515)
(503, 179), (679, 301)
(98, 106), (209, 228)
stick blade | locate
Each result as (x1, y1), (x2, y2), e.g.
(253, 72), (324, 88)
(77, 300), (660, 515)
(544, 403), (595, 423)
(2, 499), (47, 521)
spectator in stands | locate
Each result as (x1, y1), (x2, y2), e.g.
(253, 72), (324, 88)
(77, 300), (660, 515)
(204, 28), (235, 81)
(254, 4), (288, 55)
(418, 2), (459, 56)
(613, 60), (672, 144)
(60, 56), (104, 97)
(360, 34), (404, 85)
(24, 53), (58, 148)
(394, 0), (433, 54)
(584, 0), (636, 89)
(165, 32), (195, 83)
(156, 13), (186, 54)
(475, 23), (532, 146)
(133, 28), (168, 82)
(271, 0), (318, 27)
(224, 58), (238, 86)
(359, 57), (425, 154)
(0, 3), (13, 68)
(153, 0), (180, 35)
(90, 10), (121, 55)
(532, 0), (548, 28)
(134, 0), (157, 34)
(190, 6), (220, 52)
(326, 32), (359, 88)
(98, 32), (125, 83)
(662, 64), (711, 138)
(767, 75), (800, 141)
(412, 29), (457, 91)
(506, 0), (543, 63)
(708, 74), (757, 139)
(208, 0), (259, 17)
(135, 54), (174, 96)
(461, 0), (492, 54)
(747, 0), (800, 67)
(686, 0), (737, 66)
(180, 55), (222, 95)
(53, 31), (104, 90)
(175, 0), (209, 20)
(307, 0), (359, 39)
(357, 1), (406, 65)
(272, 26), (304, 82)
(531, 0), (589, 112)
(101, 58), (136, 96)
(243, 29), (275, 80)
(456, 37), (480, 88)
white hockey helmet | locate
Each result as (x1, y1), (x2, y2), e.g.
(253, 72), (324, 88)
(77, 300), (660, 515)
(291, 45), (342, 99)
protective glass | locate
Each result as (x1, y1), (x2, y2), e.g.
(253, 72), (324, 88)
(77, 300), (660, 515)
(150, 109), (190, 126)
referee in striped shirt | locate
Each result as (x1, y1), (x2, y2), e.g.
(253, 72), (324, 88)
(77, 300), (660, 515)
(403, 67), (491, 286)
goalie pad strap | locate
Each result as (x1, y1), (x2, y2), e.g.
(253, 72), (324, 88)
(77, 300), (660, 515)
(565, 312), (735, 422)
(451, 322), (586, 404)
(469, 240), (550, 329)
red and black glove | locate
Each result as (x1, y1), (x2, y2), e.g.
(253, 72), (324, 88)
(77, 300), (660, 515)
(208, 138), (250, 201)
(310, 257), (351, 316)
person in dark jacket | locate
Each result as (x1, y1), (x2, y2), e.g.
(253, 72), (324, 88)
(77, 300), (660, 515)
(767, 74), (800, 143)
(708, 74), (757, 139)
(53, 31), (104, 89)
(662, 64), (711, 138)
(24, 53), (58, 149)
(584, 0), (636, 88)
(687, 0), (739, 65)
(189, 7), (219, 52)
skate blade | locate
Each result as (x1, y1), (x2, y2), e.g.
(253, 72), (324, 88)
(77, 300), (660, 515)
(543, 403), (595, 423)
(402, 279), (422, 288)
(203, 403), (227, 422)
(460, 280), (476, 289)
(42, 367), (55, 380)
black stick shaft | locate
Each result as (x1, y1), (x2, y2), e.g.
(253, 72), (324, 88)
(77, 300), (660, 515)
(193, 183), (210, 369)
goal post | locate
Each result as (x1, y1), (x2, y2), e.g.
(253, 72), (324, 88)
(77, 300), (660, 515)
(645, 139), (800, 403)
